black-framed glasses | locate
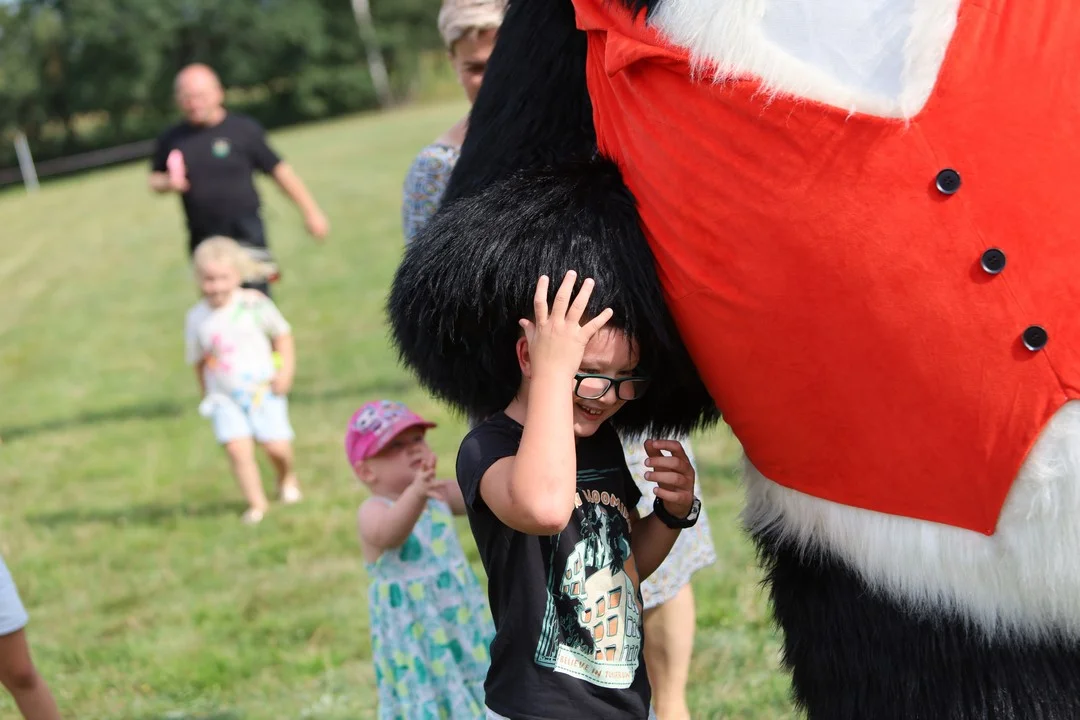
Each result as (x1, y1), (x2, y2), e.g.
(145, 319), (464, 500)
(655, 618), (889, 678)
(574, 373), (651, 401)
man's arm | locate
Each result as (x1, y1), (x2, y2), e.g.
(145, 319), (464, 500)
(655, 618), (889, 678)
(148, 132), (188, 194)
(246, 117), (328, 240)
(149, 172), (184, 194)
(271, 162), (330, 240)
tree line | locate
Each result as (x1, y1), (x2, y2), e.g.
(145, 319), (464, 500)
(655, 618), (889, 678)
(0, 0), (445, 170)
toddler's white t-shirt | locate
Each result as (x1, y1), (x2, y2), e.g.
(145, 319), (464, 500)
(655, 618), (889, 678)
(184, 289), (291, 405)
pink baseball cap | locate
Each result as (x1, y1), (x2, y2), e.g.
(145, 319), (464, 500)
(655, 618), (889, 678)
(345, 400), (436, 466)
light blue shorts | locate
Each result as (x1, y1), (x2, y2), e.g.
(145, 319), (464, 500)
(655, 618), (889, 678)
(208, 393), (295, 445)
(0, 554), (29, 636)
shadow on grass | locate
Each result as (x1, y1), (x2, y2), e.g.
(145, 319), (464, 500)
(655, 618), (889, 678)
(0, 399), (185, 443)
(288, 376), (416, 404)
(0, 376), (417, 444)
(26, 499), (244, 529)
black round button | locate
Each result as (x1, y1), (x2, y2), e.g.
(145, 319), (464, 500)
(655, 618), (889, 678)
(1022, 325), (1048, 352)
(980, 248), (1006, 274)
(936, 168), (962, 195)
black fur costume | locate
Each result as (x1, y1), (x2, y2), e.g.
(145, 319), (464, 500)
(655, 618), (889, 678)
(387, 1), (1080, 717)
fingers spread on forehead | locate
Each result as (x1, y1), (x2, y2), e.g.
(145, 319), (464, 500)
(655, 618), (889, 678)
(582, 307), (614, 336)
(550, 270), (578, 318)
(566, 277), (595, 324)
(532, 275), (550, 323)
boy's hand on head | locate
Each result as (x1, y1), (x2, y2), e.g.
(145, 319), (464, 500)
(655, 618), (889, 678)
(644, 439), (696, 518)
(519, 271), (615, 380)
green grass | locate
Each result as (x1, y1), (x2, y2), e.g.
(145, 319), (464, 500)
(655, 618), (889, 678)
(0, 99), (797, 719)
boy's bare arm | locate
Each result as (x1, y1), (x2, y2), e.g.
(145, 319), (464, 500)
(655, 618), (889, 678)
(483, 366), (580, 534)
(630, 514), (682, 580)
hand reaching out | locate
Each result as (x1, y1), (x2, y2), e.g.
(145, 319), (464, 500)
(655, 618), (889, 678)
(643, 439), (696, 518)
(412, 456), (446, 499)
(518, 270), (614, 380)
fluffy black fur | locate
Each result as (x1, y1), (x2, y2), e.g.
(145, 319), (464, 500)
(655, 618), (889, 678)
(388, 159), (718, 436)
(442, 0), (659, 204)
(387, 0), (718, 434)
(756, 529), (1080, 719)
(441, 0), (596, 205)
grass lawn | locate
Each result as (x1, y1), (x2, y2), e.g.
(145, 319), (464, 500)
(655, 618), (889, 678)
(0, 99), (797, 719)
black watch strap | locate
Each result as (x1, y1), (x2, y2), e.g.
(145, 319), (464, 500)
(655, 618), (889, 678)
(652, 496), (701, 529)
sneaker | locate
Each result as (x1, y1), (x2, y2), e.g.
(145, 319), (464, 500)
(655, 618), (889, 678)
(280, 485), (303, 505)
(242, 508), (266, 525)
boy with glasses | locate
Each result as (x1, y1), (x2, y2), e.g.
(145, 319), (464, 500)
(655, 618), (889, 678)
(456, 271), (702, 720)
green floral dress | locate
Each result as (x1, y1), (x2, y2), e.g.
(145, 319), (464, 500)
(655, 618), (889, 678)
(367, 498), (493, 720)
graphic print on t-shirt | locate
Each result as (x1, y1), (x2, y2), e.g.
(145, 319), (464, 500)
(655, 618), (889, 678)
(212, 138), (231, 158)
(535, 467), (642, 689)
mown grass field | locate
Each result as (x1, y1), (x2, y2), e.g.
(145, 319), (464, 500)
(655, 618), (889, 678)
(0, 99), (797, 719)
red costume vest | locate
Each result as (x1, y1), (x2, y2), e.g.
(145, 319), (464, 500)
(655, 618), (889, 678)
(574, 0), (1080, 534)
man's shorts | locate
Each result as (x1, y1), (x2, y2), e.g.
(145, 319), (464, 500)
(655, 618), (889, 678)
(201, 392), (295, 445)
(0, 554), (29, 636)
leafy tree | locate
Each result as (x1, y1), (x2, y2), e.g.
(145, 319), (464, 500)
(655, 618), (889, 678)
(0, 0), (446, 172)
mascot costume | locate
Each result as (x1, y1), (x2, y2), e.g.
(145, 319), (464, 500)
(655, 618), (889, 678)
(389, 0), (1080, 716)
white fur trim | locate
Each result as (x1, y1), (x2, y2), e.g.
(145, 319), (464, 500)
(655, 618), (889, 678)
(742, 401), (1080, 641)
(648, 0), (961, 119)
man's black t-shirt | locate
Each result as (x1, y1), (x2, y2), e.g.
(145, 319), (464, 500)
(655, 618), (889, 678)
(150, 112), (281, 252)
(456, 412), (650, 720)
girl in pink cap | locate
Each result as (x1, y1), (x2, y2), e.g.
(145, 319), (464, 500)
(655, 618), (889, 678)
(346, 400), (493, 719)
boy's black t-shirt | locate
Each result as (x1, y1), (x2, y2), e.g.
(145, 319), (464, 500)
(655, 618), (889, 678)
(456, 412), (650, 720)
(150, 112), (281, 250)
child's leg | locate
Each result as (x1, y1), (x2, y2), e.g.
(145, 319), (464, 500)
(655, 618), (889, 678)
(211, 398), (270, 518)
(642, 584), (695, 720)
(252, 393), (299, 502)
(0, 629), (61, 720)
(224, 437), (270, 517)
(261, 440), (300, 501)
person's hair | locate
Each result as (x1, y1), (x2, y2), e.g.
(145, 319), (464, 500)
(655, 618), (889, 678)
(191, 236), (270, 283)
(389, 159), (721, 436)
(437, 0), (506, 52)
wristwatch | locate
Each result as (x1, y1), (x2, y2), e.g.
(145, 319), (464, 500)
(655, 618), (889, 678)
(652, 496), (701, 529)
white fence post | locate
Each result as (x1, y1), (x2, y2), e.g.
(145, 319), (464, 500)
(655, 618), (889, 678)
(14, 132), (39, 193)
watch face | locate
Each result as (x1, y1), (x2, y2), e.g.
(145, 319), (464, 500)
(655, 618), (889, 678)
(687, 498), (701, 521)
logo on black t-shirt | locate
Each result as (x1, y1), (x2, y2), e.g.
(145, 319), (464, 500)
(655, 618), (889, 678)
(212, 138), (231, 158)
(535, 473), (643, 689)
